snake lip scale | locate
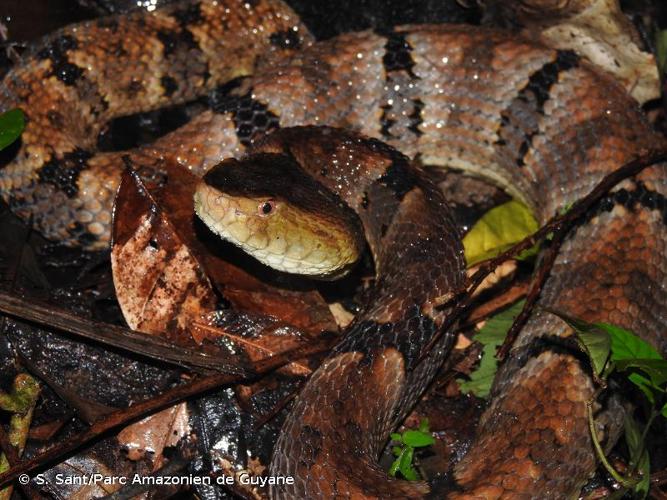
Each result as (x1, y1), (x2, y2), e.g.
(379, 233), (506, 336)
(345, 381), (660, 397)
(1, 0), (666, 498)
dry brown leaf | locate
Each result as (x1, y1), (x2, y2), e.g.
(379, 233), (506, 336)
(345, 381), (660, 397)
(111, 169), (217, 339)
(111, 161), (337, 347)
(328, 302), (355, 328)
(117, 403), (190, 467)
(192, 315), (316, 376)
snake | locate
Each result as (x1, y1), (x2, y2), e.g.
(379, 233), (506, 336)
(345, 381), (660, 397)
(0, 0), (666, 498)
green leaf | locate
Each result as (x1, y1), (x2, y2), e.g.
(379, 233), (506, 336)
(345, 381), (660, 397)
(398, 446), (418, 481)
(388, 419), (433, 480)
(401, 429), (435, 448)
(457, 342), (498, 398)
(545, 314), (667, 408)
(628, 373), (657, 406)
(388, 450), (402, 477)
(0, 109), (25, 151)
(657, 29), (667, 75)
(0, 374), (40, 415)
(600, 322), (667, 398)
(601, 323), (663, 362)
(458, 300), (525, 397)
(545, 310), (611, 380)
(462, 200), (539, 267)
(661, 403), (667, 418)
(615, 359), (667, 387)
(389, 447), (418, 480)
(624, 414), (650, 498)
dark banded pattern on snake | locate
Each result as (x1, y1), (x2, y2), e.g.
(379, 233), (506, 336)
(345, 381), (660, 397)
(0, 0), (311, 248)
(0, 2), (666, 498)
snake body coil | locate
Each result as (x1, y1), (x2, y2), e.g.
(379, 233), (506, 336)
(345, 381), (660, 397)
(1, 1), (666, 498)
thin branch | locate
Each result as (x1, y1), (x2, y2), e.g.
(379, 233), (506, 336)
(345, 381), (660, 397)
(458, 281), (529, 330)
(495, 148), (667, 359)
(0, 290), (251, 375)
(253, 380), (303, 430)
(0, 337), (333, 489)
(0, 377), (239, 488)
(420, 148), (667, 362)
(495, 227), (565, 360)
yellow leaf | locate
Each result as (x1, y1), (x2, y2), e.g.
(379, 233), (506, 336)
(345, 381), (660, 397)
(463, 200), (538, 267)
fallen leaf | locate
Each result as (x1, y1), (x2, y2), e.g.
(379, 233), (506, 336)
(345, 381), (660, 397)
(111, 161), (338, 343)
(463, 201), (538, 267)
(193, 311), (327, 376)
(118, 403), (190, 467)
(0, 109), (24, 151)
(111, 169), (217, 339)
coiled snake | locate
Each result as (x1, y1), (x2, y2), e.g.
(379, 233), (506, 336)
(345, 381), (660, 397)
(0, 0), (666, 498)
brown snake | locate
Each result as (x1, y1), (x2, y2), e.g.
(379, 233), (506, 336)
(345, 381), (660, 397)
(0, 0), (666, 498)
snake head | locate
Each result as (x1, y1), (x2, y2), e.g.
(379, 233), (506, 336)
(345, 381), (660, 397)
(194, 153), (364, 278)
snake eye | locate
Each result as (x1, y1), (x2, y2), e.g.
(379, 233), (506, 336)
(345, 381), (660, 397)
(258, 200), (276, 216)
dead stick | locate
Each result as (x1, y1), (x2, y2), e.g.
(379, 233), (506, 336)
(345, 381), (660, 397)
(0, 337), (334, 489)
(420, 148), (667, 361)
(460, 281), (529, 329)
(0, 291), (250, 375)
(495, 226), (566, 360)
(495, 148), (667, 359)
(0, 372), (239, 488)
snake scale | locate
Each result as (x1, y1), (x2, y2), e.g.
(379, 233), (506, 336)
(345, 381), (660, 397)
(0, 0), (666, 498)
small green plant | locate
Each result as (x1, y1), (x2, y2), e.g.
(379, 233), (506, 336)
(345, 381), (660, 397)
(388, 418), (435, 481)
(464, 302), (666, 498)
(0, 108), (24, 151)
(550, 312), (667, 498)
(0, 374), (40, 500)
(457, 299), (525, 397)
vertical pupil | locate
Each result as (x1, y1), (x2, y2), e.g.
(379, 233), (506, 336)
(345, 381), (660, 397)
(262, 202), (273, 214)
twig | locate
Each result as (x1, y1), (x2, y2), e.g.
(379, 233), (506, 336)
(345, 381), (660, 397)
(420, 148), (667, 363)
(0, 337), (332, 489)
(253, 380), (303, 430)
(457, 281), (529, 330)
(495, 148), (667, 358)
(495, 226), (565, 360)
(0, 376), (245, 488)
(17, 351), (117, 425)
(0, 290), (251, 375)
